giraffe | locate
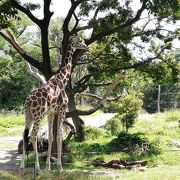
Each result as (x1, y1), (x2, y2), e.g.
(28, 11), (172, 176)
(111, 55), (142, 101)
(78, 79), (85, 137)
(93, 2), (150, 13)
(20, 35), (89, 174)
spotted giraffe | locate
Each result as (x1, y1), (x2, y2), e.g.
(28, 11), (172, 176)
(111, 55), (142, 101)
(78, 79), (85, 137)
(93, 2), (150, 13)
(20, 35), (89, 174)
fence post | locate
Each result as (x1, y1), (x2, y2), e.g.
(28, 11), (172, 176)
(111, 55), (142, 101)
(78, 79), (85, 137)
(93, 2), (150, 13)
(157, 85), (161, 113)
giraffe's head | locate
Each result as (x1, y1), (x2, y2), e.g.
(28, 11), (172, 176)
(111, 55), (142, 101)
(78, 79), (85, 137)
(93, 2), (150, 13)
(69, 35), (89, 51)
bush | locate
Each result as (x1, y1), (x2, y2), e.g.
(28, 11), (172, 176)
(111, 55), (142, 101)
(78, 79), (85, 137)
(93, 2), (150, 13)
(104, 91), (142, 133)
(107, 132), (161, 156)
(104, 117), (122, 136)
(85, 126), (107, 140)
(119, 92), (142, 132)
(0, 56), (39, 111)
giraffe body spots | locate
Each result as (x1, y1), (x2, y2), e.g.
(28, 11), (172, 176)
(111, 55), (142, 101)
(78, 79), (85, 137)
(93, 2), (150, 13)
(42, 91), (47, 98)
(38, 89), (43, 92)
(36, 106), (40, 112)
(37, 98), (42, 105)
(63, 79), (66, 84)
(32, 101), (38, 107)
(31, 96), (37, 100)
(36, 92), (41, 97)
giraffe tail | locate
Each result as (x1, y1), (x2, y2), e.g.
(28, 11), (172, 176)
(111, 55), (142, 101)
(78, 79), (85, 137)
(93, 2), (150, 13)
(23, 127), (29, 150)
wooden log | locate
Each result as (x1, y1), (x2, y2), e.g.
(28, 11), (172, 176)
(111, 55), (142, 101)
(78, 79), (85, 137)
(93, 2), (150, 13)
(92, 159), (147, 171)
(92, 160), (107, 167)
(111, 164), (125, 169)
(125, 160), (147, 167)
(126, 164), (140, 170)
(107, 160), (120, 166)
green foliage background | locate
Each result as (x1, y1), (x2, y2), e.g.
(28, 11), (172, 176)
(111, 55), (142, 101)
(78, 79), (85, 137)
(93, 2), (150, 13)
(0, 55), (39, 111)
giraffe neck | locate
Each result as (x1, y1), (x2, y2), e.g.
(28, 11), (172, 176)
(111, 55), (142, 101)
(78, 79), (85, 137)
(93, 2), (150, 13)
(57, 44), (75, 88)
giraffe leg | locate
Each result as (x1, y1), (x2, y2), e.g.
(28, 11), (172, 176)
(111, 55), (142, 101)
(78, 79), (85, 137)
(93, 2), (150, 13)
(46, 114), (54, 171)
(57, 109), (65, 171)
(31, 120), (41, 175)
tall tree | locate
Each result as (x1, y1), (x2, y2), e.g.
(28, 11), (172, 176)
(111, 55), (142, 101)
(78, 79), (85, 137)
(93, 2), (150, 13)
(0, 0), (180, 147)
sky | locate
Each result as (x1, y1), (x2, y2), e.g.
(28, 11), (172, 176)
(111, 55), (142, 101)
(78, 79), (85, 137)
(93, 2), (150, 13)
(23, 0), (71, 18)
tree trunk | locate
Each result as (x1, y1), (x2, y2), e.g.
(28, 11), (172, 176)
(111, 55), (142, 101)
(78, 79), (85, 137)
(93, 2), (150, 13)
(72, 115), (85, 141)
(68, 90), (85, 142)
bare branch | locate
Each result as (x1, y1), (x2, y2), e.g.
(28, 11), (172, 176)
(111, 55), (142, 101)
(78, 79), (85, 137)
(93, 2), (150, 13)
(30, 43), (41, 48)
(77, 92), (122, 102)
(16, 26), (27, 38)
(4, 30), (25, 54)
(49, 46), (61, 50)
(27, 63), (47, 84)
(75, 73), (93, 85)
(124, 45), (170, 70)
(66, 71), (125, 117)
(75, 18), (104, 33)
(93, 6), (100, 20)
(87, 82), (112, 87)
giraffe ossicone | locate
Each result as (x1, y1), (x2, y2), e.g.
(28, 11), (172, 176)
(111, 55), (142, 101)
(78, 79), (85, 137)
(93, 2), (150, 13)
(20, 35), (88, 174)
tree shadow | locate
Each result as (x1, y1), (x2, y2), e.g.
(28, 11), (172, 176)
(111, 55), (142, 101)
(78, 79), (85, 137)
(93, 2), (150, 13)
(0, 149), (21, 171)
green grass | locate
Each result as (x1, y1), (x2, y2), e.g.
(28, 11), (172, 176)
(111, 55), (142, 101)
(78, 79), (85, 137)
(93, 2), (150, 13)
(0, 110), (180, 179)
(0, 105), (104, 136)
(0, 113), (24, 127)
(0, 113), (24, 136)
(23, 109), (180, 171)
(0, 165), (180, 180)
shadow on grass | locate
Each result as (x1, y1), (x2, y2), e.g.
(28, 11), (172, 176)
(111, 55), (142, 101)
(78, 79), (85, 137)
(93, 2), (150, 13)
(71, 132), (161, 162)
(24, 132), (162, 170)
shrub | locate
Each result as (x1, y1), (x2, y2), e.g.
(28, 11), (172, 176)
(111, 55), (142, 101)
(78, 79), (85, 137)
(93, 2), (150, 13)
(107, 132), (161, 156)
(85, 126), (107, 140)
(0, 56), (39, 111)
(116, 91), (143, 133)
(104, 117), (122, 136)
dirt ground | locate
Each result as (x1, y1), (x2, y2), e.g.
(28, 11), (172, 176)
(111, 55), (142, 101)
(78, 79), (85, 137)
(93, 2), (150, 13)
(0, 136), (22, 171)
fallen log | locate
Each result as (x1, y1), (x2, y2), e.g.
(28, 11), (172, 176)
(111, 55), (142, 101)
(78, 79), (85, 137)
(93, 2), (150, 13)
(92, 159), (147, 171)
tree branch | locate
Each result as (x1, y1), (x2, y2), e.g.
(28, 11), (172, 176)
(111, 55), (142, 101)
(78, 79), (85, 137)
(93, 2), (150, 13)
(71, 12), (79, 33)
(10, 0), (41, 26)
(87, 82), (112, 87)
(27, 63), (46, 84)
(86, 0), (148, 45)
(62, 0), (81, 33)
(76, 92), (122, 102)
(66, 71), (125, 117)
(38, 0), (53, 78)
(76, 73), (93, 84)
(0, 29), (42, 70)
(123, 45), (169, 70)
(75, 51), (103, 65)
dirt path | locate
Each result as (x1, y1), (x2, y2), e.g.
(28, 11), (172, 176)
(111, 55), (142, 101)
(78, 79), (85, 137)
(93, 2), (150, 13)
(81, 113), (116, 127)
(0, 136), (21, 171)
